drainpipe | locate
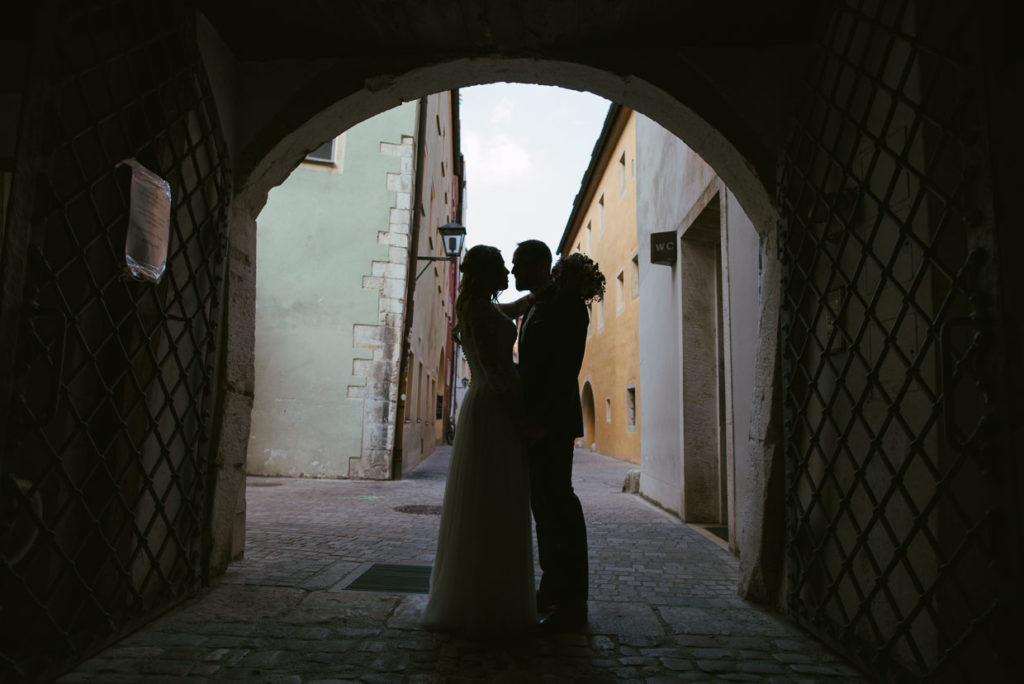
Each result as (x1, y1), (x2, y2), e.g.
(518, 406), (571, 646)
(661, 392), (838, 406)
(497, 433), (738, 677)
(391, 95), (429, 480)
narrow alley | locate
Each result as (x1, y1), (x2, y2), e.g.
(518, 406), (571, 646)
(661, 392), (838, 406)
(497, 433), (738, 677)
(61, 449), (863, 682)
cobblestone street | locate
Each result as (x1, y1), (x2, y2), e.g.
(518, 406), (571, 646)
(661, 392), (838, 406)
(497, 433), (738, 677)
(61, 448), (864, 682)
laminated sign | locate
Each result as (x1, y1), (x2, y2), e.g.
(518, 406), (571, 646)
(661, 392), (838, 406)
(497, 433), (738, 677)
(118, 158), (171, 283)
(650, 230), (677, 266)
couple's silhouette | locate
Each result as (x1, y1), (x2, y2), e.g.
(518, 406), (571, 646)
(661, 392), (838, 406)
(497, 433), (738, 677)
(421, 240), (604, 635)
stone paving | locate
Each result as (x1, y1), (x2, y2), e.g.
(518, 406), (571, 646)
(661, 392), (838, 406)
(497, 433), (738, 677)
(61, 448), (865, 682)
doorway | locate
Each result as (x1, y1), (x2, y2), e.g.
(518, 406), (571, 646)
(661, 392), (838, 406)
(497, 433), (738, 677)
(581, 380), (597, 451)
(679, 193), (728, 527)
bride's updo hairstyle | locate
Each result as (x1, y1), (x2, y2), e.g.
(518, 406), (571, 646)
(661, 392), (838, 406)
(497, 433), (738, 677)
(452, 244), (505, 343)
(552, 252), (606, 304)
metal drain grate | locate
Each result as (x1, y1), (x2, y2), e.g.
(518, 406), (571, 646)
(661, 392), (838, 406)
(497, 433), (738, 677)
(344, 563), (432, 594)
(394, 504), (442, 515)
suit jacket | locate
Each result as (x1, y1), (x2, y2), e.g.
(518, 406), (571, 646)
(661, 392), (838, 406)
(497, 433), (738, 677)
(517, 282), (589, 438)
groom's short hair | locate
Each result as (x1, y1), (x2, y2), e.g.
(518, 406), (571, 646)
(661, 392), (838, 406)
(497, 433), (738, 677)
(516, 239), (552, 270)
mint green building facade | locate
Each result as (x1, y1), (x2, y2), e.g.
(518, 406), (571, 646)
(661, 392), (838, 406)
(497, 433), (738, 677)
(248, 102), (420, 479)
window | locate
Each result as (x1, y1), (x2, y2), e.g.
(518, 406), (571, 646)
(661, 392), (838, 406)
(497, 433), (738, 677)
(416, 362), (424, 422)
(430, 379), (437, 422)
(630, 254), (640, 299)
(625, 385), (637, 431)
(618, 151), (626, 195)
(616, 270), (625, 314)
(598, 195), (605, 237)
(586, 302), (593, 338)
(305, 139), (335, 163)
(585, 221), (592, 254)
(404, 354), (415, 421)
(605, 397), (612, 424)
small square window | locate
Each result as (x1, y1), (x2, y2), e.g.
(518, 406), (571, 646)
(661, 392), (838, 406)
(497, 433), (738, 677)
(625, 385), (637, 431)
(616, 270), (625, 314)
(305, 139), (335, 163)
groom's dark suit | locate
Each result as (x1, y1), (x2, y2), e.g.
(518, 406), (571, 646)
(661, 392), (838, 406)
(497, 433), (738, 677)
(518, 280), (589, 614)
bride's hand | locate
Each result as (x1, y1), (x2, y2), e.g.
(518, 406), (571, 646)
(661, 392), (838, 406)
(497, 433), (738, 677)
(497, 293), (534, 318)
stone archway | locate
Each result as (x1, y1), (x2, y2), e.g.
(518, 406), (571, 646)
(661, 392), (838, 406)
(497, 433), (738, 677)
(580, 380), (597, 452)
(2, 2), (1016, 679)
(191, 5), (1020, 678)
(435, 349), (445, 443)
(197, 17), (793, 607)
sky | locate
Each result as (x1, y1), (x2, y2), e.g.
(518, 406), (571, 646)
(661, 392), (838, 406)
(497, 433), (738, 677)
(458, 84), (610, 301)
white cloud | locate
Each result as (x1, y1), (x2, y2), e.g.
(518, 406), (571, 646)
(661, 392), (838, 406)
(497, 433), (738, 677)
(463, 129), (531, 184)
(490, 97), (514, 125)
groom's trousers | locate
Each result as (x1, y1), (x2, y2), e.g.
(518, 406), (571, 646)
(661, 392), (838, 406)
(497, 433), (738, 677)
(528, 433), (589, 609)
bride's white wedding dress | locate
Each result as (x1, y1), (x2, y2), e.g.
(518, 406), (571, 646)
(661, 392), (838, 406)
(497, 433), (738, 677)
(420, 297), (536, 634)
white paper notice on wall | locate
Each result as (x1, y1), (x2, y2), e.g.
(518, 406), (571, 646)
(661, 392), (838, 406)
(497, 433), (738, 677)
(117, 158), (171, 283)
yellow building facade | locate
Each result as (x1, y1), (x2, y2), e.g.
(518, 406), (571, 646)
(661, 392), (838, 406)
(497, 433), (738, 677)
(558, 106), (640, 464)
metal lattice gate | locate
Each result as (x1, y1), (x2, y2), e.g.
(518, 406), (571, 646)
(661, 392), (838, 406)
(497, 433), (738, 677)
(0, 1), (229, 680)
(779, 0), (1009, 679)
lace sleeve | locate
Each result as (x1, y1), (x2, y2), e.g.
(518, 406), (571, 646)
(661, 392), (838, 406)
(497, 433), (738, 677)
(466, 299), (523, 417)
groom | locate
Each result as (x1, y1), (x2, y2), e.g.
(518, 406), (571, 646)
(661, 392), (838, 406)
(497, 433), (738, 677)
(512, 239), (590, 631)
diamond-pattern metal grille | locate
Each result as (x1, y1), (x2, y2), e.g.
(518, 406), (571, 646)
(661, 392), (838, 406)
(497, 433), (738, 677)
(779, 0), (1006, 679)
(0, 1), (229, 680)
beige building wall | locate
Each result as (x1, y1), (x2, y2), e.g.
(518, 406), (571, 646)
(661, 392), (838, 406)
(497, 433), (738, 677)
(561, 108), (641, 465)
(394, 91), (461, 475)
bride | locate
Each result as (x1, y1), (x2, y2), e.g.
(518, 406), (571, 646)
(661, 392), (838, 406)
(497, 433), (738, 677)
(420, 245), (536, 635)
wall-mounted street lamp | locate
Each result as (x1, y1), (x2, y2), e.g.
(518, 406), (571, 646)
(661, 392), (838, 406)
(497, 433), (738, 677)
(415, 222), (466, 279)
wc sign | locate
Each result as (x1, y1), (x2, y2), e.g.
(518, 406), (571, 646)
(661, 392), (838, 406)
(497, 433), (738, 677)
(650, 231), (677, 265)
